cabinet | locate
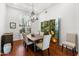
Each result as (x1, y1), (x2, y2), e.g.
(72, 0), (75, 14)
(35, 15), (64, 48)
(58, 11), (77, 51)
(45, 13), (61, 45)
(1, 33), (13, 53)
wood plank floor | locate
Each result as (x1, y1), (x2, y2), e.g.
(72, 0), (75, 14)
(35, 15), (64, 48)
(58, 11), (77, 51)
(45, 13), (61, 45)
(1, 40), (77, 56)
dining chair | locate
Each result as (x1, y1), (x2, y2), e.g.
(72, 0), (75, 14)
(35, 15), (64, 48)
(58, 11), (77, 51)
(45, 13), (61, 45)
(36, 35), (51, 56)
(39, 32), (44, 37)
(62, 33), (77, 55)
(22, 33), (33, 51)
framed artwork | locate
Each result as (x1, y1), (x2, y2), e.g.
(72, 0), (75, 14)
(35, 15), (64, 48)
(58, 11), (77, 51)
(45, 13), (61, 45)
(41, 19), (56, 35)
(41, 21), (50, 35)
(41, 19), (60, 38)
(10, 22), (16, 29)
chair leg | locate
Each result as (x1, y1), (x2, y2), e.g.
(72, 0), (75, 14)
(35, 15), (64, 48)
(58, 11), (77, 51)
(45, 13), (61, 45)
(62, 44), (64, 52)
(27, 45), (28, 52)
(74, 47), (76, 53)
(23, 41), (26, 48)
(72, 49), (74, 56)
(66, 46), (68, 53)
(41, 51), (44, 56)
(48, 48), (50, 56)
(1, 44), (4, 53)
(72, 47), (76, 56)
(10, 43), (13, 53)
(25, 43), (26, 48)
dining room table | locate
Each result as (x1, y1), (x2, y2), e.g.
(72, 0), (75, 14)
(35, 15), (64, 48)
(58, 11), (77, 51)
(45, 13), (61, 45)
(27, 34), (43, 52)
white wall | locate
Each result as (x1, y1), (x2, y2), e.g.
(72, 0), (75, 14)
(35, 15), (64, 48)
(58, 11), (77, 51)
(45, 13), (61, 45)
(0, 3), (7, 52)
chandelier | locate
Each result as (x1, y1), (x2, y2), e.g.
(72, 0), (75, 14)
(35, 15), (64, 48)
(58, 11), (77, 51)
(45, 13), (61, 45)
(30, 4), (38, 22)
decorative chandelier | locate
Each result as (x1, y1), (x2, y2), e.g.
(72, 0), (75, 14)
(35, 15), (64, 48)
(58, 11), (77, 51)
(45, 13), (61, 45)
(30, 4), (38, 22)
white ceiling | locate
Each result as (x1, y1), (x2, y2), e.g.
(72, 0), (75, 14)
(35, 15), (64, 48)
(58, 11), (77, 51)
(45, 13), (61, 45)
(6, 3), (56, 15)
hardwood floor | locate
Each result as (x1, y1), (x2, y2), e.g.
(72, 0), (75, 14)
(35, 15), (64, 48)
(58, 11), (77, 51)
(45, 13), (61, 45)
(1, 40), (77, 56)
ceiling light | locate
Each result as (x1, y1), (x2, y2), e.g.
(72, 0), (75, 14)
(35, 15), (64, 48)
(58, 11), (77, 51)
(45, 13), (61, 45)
(30, 3), (38, 23)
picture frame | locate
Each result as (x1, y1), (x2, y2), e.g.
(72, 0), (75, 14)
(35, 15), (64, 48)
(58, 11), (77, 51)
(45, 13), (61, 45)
(10, 22), (16, 29)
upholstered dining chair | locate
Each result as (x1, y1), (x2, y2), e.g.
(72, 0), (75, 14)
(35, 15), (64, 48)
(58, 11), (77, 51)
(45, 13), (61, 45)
(62, 33), (77, 56)
(39, 32), (44, 37)
(36, 35), (51, 56)
(22, 33), (33, 51)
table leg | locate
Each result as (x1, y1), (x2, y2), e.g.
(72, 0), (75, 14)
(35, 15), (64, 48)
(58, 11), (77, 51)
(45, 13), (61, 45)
(34, 42), (36, 52)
